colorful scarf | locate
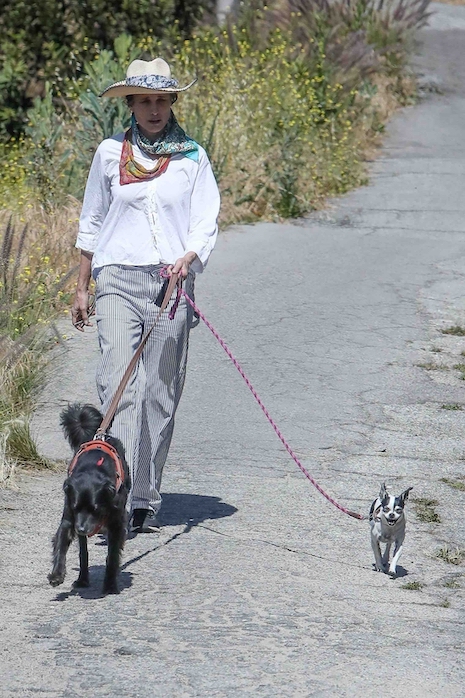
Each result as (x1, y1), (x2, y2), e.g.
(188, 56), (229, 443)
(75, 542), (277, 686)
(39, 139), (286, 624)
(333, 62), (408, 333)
(132, 113), (197, 157)
(119, 112), (198, 185)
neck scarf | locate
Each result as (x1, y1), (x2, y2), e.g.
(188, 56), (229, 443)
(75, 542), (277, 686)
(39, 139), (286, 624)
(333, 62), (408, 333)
(119, 112), (198, 185)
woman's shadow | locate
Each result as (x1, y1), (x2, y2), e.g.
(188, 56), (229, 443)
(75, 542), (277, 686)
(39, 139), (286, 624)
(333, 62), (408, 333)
(159, 492), (237, 528)
(122, 491), (237, 568)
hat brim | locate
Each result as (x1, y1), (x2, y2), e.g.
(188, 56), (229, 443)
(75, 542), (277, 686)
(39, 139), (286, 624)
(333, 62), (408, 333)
(100, 78), (197, 98)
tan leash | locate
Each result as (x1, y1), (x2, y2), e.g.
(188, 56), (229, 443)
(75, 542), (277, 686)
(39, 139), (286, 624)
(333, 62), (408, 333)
(66, 273), (179, 539)
(94, 271), (179, 438)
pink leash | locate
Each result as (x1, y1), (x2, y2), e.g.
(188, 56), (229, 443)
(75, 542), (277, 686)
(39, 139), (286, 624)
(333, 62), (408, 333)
(167, 276), (365, 521)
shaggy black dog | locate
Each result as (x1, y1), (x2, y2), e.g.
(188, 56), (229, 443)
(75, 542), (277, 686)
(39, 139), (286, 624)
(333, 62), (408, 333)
(48, 404), (130, 595)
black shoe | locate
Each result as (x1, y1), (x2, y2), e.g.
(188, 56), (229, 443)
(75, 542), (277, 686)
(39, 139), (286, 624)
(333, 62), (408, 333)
(130, 508), (161, 533)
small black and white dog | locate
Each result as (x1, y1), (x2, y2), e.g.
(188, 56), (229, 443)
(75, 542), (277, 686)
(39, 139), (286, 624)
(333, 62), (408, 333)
(369, 483), (413, 576)
(48, 404), (130, 595)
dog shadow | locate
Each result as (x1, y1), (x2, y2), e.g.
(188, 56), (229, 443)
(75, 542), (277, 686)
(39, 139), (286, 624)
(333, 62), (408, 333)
(371, 564), (408, 579)
(52, 569), (133, 601)
(51, 493), (236, 598)
(391, 565), (408, 579)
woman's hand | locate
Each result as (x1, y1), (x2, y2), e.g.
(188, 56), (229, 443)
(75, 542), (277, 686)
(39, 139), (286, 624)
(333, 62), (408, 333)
(168, 251), (198, 279)
(71, 250), (93, 331)
(71, 289), (93, 331)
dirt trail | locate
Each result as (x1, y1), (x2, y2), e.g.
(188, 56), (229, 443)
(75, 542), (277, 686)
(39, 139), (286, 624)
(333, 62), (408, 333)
(2, 5), (465, 696)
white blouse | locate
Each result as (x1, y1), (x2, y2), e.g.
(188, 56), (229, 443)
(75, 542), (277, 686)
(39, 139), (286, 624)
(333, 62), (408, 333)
(76, 132), (220, 274)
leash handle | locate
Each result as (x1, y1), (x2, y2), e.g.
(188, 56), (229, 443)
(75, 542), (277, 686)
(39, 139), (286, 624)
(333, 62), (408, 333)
(95, 271), (179, 437)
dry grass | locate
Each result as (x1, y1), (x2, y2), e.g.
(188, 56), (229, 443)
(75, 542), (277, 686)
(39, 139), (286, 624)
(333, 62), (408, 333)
(401, 581), (424, 590)
(413, 497), (441, 523)
(0, 203), (78, 339)
(441, 325), (465, 336)
(0, 206), (78, 468)
(0, 430), (17, 488)
(0, 347), (52, 465)
(0, 198), (80, 269)
(440, 476), (465, 492)
(436, 546), (465, 565)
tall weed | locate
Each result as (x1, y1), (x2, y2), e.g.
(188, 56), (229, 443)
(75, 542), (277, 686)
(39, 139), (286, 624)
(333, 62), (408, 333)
(0, 212), (77, 467)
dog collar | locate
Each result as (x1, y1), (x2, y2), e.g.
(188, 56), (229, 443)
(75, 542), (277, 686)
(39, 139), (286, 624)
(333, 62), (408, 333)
(68, 440), (125, 493)
(370, 504), (382, 522)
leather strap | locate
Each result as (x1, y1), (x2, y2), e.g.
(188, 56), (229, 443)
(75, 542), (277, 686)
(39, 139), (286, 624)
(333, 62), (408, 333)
(95, 271), (179, 437)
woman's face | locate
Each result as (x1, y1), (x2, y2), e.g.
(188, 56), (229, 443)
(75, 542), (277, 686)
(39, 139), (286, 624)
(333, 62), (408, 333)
(130, 93), (172, 139)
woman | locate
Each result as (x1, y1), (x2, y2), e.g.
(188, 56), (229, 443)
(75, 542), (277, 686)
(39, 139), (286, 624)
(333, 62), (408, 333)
(71, 57), (220, 533)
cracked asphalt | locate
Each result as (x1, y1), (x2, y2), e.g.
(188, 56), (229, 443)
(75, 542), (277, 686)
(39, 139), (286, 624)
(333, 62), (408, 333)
(1, 4), (465, 696)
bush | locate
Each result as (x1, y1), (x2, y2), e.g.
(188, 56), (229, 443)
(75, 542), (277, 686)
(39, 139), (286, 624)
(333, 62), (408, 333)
(0, 0), (430, 219)
(0, 0), (215, 135)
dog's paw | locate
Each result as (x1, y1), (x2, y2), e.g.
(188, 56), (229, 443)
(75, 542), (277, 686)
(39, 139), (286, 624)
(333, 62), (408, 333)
(374, 564), (386, 573)
(388, 566), (397, 577)
(48, 572), (65, 587)
(73, 578), (90, 588)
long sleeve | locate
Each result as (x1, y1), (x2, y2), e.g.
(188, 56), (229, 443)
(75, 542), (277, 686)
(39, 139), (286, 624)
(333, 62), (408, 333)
(186, 149), (220, 273)
(74, 135), (220, 271)
(76, 145), (111, 253)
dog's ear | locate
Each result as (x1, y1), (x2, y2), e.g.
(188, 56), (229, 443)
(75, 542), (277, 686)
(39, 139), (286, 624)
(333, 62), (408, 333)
(400, 486), (413, 504)
(63, 478), (76, 507)
(379, 482), (388, 500)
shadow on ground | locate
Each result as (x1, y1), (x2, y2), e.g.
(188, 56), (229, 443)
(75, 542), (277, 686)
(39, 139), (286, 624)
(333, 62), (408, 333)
(158, 492), (237, 527)
(52, 570), (134, 601)
(122, 492), (238, 569)
(50, 493), (236, 601)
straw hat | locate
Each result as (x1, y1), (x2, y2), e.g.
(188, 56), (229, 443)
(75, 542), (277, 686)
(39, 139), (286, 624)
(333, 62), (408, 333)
(100, 57), (197, 98)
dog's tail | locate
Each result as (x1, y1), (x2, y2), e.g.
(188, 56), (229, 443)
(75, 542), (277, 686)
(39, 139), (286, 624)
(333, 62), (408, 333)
(60, 403), (103, 451)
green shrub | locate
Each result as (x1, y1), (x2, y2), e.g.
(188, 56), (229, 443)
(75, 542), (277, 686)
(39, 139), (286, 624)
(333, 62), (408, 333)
(0, 0), (214, 135)
(1, 1), (430, 219)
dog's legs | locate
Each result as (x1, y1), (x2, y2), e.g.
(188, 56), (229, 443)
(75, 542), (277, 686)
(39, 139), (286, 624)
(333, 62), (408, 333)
(103, 520), (125, 594)
(382, 541), (392, 569)
(389, 541), (403, 576)
(73, 535), (90, 588)
(48, 517), (74, 587)
(371, 536), (386, 572)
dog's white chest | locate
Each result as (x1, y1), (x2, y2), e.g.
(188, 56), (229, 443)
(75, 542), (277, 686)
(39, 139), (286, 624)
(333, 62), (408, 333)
(371, 516), (405, 543)
(377, 525), (399, 543)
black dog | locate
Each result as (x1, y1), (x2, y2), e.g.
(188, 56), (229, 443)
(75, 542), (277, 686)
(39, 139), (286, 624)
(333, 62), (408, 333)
(48, 404), (130, 594)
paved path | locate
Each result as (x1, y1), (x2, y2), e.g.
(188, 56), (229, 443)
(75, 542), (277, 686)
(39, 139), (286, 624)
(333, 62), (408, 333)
(2, 5), (465, 696)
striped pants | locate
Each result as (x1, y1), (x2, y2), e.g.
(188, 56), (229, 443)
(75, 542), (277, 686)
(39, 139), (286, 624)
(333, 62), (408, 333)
(95, 264), (195, 514)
